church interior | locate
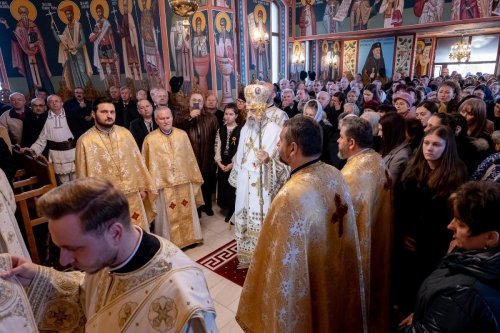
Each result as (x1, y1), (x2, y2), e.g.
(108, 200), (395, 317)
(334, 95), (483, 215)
(0, 0), (500, 331)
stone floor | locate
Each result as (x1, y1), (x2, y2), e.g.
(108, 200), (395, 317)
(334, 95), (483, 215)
(184, 207), (244, 333)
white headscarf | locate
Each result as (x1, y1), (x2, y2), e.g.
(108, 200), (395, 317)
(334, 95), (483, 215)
(304, 99), (324, 123)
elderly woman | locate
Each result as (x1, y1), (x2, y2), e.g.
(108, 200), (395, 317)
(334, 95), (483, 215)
(399, 181), (500, 332)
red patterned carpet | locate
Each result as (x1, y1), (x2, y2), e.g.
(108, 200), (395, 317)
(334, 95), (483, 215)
(197, 240), (248, 287)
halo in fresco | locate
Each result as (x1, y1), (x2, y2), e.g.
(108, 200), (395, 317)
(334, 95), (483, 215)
(118, 0), (134, 15)
(300, 0), (315, 6)
(57, 1), (81, 25)
(253, 4), (266, 23)
(215, 12), (231, 33)
(10, 0), (37, 21)
(90, 0), (110, 20)
(322, 40), (329, 54)
(192, 12), (206, 31)
(138, 0), (152, 11)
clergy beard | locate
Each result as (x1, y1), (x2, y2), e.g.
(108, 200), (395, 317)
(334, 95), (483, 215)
(246, 117), (257, 129)
(96, 118), (115, 129)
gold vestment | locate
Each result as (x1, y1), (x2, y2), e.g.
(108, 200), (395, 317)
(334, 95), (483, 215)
(142, 128), (204, 248)
(237, 162), (366, 332)
(75, 126), (157, 229)
(341, 149), (393, 333)
(26, 236), (216, 332)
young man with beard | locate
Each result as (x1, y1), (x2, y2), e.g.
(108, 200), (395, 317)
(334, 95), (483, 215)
(237, 116), (365, 332)
(75, 97), (157, 231)
(0, 177), (216, 332)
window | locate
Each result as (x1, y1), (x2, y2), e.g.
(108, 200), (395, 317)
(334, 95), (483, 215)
(271, 2), (279, 83)
(433, 35), (499, 77)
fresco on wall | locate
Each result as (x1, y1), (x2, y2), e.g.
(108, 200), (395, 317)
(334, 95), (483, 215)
(213, 10), (235, 104)
(342, 40), (358, 80)
(357, 37), (394, 85)
(295, 0), (499, 37)
(213, 0), (231, 8)
(318, 40), (341, 81)
(289, 41), (306, 81)
(191, 11), (211, 96)
(394, 35), (414, 78)
(247, 1), (271, 82)
(414, 0), (444, 23)
(168, 14), (193, 94)
(413, 37), (433, 77)
(0, 0), (165, 97)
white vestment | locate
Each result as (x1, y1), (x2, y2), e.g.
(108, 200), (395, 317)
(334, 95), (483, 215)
(0, 170), (31, 259)
(229, 120), (289, 267)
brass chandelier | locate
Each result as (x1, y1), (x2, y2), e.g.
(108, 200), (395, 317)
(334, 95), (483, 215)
(449, 36), (471, 63)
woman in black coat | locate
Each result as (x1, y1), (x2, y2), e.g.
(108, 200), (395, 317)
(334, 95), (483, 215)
(399, 181), (500, 333)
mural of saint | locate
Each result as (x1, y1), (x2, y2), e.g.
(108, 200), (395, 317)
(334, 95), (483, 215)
(349, 0), (381, 31)
(379, 0), (404, 27)
(214, 0), (229, 7)
(323, 0), (340, 34)
(451, 0), (491, 19)
(0, 0), (54, 94)
(116, 0), (142, 81)
(139, 0), (165, 88)
(248, 4), (270, 81)
(170, 19), (193, 93)
(215, 12), (234, 104)
(89, 0), (120, 89)
(290, 42), (305, 81)
(51, 1), (93, 91)
(414, 0), (444, 23)
(414, 40), (432, 77)
(299, 0), (317, 35)
(192, 12), (210, 96)
(361, 42), (386, 85)
(320, 41), (330, 81)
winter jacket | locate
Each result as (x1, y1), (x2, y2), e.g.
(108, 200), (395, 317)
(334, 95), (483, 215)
(401, 248), (500, 332)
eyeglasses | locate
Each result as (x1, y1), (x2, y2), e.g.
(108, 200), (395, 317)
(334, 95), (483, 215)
(32, 104), (45, 107)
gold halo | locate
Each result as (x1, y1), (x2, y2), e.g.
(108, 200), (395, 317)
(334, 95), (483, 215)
(293, 41), (301, 54)
(58, 1), (81, 25)
(215, 12), (230, 33)
(301, 0), (315, 6)
(10, 0), (37, 21)
(118, 0), (133, 15)
(90, 0), (110, 20)
(253, 4), (266, 23)
(322, 40), (329, 54)
(138, 0), (152, 11)
(192, 12), (206, 31)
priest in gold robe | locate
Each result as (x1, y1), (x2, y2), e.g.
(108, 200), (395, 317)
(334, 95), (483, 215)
(0, 178), (217, 332)
(142, 107), (204, 248)
(76, 97), (157, 231)
(338, 116), (393, 333)
(237, 116), (366, 333)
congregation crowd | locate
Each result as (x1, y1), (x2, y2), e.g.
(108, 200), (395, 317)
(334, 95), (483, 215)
(0, 67), (499, 332)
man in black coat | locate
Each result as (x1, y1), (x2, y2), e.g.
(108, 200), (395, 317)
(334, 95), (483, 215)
(115, 86), (139, 128)
(129, 99), (157, 151)
(63, 87), (93, 129)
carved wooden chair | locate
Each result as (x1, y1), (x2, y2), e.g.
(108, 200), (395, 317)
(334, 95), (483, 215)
(12, 146), (57, 263)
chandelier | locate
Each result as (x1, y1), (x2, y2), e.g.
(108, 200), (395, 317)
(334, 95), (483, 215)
(449, 36), (471, 62)
(168, 0), (199, 39)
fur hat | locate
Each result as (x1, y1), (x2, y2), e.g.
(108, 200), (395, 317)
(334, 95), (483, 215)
(169, 76), (183, 93)
(393, 91), (414, 106)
